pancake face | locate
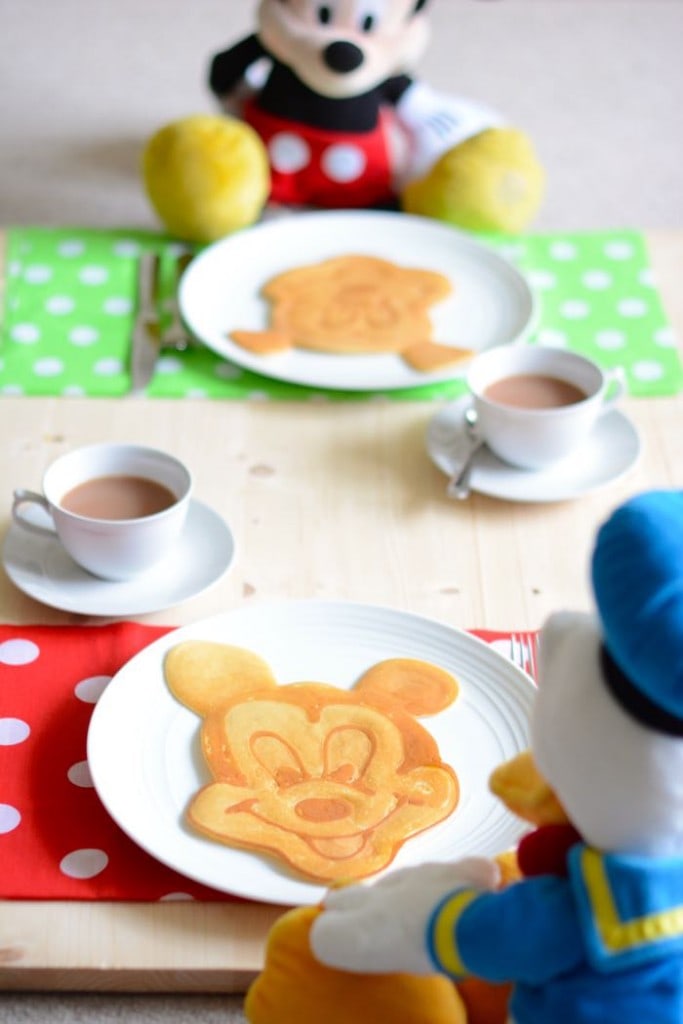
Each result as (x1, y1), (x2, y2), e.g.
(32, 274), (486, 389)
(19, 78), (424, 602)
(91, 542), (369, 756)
(229, 254), (472, 369)
(165, 644), (460, 883)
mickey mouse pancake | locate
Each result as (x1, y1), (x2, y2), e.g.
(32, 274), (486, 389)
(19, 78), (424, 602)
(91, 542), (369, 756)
(165, 642), (460, 883)
(231, 254), (472, 372)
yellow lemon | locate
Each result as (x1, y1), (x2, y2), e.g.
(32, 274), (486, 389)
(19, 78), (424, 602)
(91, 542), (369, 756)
(142, 114), (270, 243)
(401, 128), (545, 235)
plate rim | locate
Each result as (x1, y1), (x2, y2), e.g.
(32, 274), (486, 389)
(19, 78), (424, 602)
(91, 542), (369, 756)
(179, 210), (537, 392)
(86, 598), (536, 905)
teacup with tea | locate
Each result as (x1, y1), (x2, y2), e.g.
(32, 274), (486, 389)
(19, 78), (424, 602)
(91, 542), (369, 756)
(467, 346), (626, 470)
(12, 443), (192, 580)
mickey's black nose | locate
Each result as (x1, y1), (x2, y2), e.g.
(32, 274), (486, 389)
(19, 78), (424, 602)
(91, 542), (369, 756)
(323, 41), (364, 74)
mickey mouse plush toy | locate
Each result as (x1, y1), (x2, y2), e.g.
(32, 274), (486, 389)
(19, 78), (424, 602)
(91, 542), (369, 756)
(307, 489), (683, 1024)
(208, 0), (544, 228)
(143, 1), (544, 243)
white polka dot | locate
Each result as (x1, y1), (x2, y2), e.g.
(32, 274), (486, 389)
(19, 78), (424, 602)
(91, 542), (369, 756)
(69, 326), (99, 346)
(34, 357), (64, 377)
(595, 329), (626, 350)
(322, 143), (366, 183)
(58, 240), (86, 258)
(103, 297), (132, 316)
(60, 848), (109, 879)
(67, 760), (94, 788)
(604, 240), (635, 261)
(654, 326), (677, 348)
(159, 892), (195, 902)
(94, 357), (124, 376)
(156, 355), (183, 375)
(0, 639), (40, 665)
(617, 298), (648, 318)
(24, 264), (53, 284)
(549, 241), (577, 261)
(62, 385), (86, 396)
(185, 387), (208, 398)
(8, 260), (22, 277)
(79, 265), (109, 286)
(0, 718), (31, 745)
(46, 295), (75, 316)
(74, 675), (111, 703)
(1, 385), (24, 396)
(632, 360), (664, 382)
(535, 329), (568, 348)
(581, 270), (613, 290)
(528, 269), (557, 290)
(269, 132), (311, 174)
(639, 268), (656, 288)
(10, 323), (40, 344)
(0, 804), (21, 834)
(248, 390), (270, 401)
(112, 240), (141, 259)
(559, 300), (590, 320)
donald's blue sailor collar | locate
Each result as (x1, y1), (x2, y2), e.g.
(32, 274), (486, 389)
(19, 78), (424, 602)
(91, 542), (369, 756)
(569, 844), (683, 972)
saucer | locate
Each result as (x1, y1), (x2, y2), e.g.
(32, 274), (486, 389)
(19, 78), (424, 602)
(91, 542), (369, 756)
(426, 396), (641, 503)
(2, 499), (236, 616)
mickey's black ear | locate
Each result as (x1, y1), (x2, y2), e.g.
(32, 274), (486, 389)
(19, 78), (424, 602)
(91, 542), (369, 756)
(413, 0), (431, 12)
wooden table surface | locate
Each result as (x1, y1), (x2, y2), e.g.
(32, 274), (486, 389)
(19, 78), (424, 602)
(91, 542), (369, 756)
(1, 230), (681, 992)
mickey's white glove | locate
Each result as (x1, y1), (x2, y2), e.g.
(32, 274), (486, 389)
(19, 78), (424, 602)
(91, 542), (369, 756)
(310, 857), (500, 975)
(395, 82), (504, 185)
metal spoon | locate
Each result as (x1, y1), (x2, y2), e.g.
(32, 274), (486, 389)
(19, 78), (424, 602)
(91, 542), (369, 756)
(446, 407), (484, 500)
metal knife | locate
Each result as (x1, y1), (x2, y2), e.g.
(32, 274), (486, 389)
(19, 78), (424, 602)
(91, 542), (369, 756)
(129, 251), (161, 394)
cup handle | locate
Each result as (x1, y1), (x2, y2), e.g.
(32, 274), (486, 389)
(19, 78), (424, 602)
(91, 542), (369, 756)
(600, 366), (627, 413)
(12, 489), (58, 537)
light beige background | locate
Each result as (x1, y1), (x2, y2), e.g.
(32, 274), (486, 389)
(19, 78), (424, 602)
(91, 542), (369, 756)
(1, 2), (682, 1022)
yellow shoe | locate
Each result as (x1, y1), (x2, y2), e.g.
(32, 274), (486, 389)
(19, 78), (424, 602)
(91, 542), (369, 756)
(142, 114), (270, 243)
(401, 127), (545, 235)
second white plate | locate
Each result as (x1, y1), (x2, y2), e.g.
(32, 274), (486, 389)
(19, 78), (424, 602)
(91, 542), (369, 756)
(87, 600), (535, 906)
(179, 210), (536, 392)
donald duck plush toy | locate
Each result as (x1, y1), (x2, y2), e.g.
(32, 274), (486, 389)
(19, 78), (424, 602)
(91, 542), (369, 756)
(302, 489), (683, 1024)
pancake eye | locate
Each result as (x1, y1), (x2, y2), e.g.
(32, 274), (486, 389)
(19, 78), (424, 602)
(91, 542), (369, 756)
(360, 14), (375, 32)
(317, 5), (332, 24)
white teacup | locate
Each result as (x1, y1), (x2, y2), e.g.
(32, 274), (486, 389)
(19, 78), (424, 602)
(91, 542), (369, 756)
(12, 443), (192, 581)
(466, 346), (626, 470)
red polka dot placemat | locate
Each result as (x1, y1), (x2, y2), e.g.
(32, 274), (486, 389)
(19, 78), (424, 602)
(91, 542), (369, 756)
(0, 622), (535, 901)
(0, 622), (237, 901)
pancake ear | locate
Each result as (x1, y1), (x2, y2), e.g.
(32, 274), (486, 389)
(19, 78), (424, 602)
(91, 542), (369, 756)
(355, 658), (459, 717)
(164, 641), (277, 715)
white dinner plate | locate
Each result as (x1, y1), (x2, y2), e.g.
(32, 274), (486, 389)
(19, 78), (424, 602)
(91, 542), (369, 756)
(426, 396), (641, 503)
(1, 500), (236, 616)
(179, 210), (536, 392)
(87, 600), (535, 906)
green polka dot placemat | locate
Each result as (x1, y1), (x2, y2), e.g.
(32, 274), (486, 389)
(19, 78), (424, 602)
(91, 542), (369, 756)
(1, 225), (680, 399)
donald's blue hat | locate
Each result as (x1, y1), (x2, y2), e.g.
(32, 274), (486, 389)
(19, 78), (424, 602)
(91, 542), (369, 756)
(591, 490), (683, 735)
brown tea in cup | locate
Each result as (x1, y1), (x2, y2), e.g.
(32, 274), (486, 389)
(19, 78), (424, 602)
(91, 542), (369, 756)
(483, 374), (587, 410)
(60, 475), (177, 521)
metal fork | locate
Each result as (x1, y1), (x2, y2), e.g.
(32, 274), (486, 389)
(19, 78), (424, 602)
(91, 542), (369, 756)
(160, 252), (194, 351)
(509, 633), (539, 681)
